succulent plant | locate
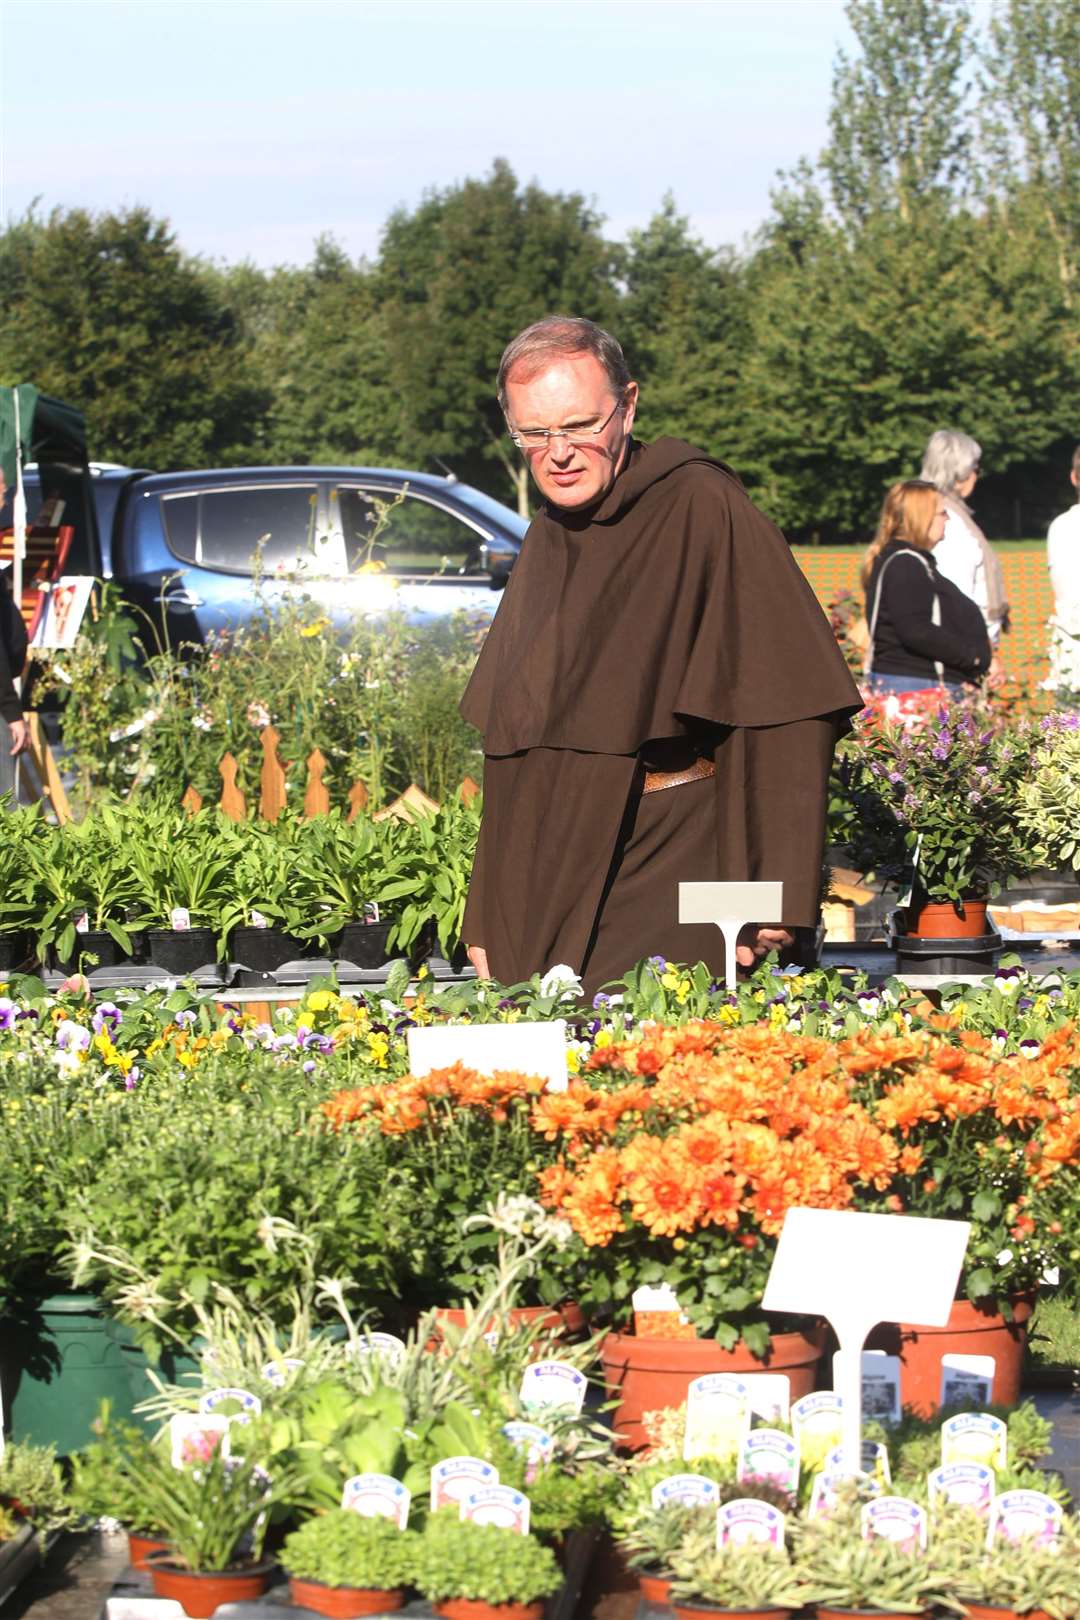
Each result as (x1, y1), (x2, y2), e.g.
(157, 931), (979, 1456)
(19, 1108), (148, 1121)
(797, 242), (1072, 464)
(413, 1515), (562, 1605)
(669, 1543), (821, 1612)
(280, 1510), (420, 1590)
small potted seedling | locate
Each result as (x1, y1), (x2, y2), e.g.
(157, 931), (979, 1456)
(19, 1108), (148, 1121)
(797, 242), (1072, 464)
(414, 1514), (562, 1620)
(280, 1509), (420, 1618)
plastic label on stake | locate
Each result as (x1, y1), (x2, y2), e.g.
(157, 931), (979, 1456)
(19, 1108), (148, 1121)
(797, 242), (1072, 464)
(650, 1475), (721, 1510)
(859, 1351), (901, 1426)
(987, 1490), (1063, 1549)
(928, 1463), (995, 1516)
(684, 1374), (751, 1460)
(941, 1413), (1008, 1471)
(430, 1458), (499, 1512)
(826, 1441), (891, 1489)
(791, 1393), (844, 1472)
(501, 1422), (555, 1467)
(519, 1360), (586, 1415)
(342, 1474), (410, 1528)
(169, 1413), (230, 1469)
(940, 1355), (995, 1410)
(862, 1497), (928, 1553)
(199, 1388), (262, 1424)
(261, 1357), (305, 1388)
(717, 1500), (786, 1548)
(461, 1485), (530, 1534)
(349, 1331), (407, 1367)
(737, 1430), (800, 1495)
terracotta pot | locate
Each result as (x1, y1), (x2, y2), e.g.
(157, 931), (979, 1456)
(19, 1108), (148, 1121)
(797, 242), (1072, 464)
(815, 1610), (929, 1620)
(960, 1605), (1018, 1620)
(435, 1601), (546, 1620)
(867, 1295), (1033, 1417)
(127, 1531), (170, 1570)
(431, 1301), (585, 1345)
(289, 1576), (404, 1617)
(147, 1556), (276, 1617)
(601, 1324), (826, 1450)
(905, 899), (988, 938)
(674, 1607), (791, 1620)
(638, 1570), (675, 1604)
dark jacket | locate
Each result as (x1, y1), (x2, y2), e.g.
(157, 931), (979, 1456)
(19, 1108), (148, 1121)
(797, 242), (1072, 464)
(0, 570), (28, 725)
(866, 541), (990, 685)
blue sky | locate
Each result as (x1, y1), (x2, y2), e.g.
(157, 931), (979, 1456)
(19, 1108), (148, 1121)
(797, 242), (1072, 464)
(1, 0), (856, 267)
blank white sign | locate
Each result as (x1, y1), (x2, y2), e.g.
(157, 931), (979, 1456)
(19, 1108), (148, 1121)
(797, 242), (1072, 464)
(406, 1021), (569, 1091)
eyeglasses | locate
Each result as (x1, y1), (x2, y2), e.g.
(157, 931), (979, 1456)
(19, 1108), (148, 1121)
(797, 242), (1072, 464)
(507, 395), (625, 451)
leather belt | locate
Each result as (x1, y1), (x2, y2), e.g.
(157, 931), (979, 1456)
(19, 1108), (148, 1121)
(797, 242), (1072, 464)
(642, 756), (716, 795)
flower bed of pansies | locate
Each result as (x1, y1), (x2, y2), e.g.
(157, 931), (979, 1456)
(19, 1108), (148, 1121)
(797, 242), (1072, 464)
(2, 954), (1079, 1357)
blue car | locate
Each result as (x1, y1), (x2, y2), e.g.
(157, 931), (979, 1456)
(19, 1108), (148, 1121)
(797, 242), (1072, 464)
(10, 464), (528, 646)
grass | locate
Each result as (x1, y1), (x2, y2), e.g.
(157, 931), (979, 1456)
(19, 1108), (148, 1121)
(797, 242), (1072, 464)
(1026, 1291), (1080, 1371)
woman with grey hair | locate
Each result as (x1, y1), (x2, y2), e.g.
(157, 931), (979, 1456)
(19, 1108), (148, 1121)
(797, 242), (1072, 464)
(920, 430), (1009, 653)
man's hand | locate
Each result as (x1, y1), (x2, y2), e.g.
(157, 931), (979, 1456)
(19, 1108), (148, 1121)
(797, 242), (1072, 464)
(735, 924), (794, 968)
(466, 944), (490, 979)
(7, 718), (29, 756)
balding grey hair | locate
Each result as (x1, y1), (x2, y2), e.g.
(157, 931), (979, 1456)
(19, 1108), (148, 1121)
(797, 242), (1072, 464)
(921, 429), (982, 493)
(497, 317), (631, 413)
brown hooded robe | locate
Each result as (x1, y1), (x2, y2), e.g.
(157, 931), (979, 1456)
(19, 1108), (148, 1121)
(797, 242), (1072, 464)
(460, 438), (862, 991)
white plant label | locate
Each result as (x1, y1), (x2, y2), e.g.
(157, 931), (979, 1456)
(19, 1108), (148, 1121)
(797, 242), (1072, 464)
(717, 1500), (786, 1548)
(862, 1497), (928, 1553)
(941, 1413), (1007, 1471)
(198, 1387), (262, 1424)
(501, 1421), (555, 1466)
(260, 1357), (305, 1388)
(747, 1374), (791, 1424)
(342, 1474), (411, 1529)
(519, 1359), (587, 1415)
(809, 1469), (881, 1519)
(928, 1463), (995, 1516)
(650, 1474), (721, 1510)
(74, 911), (89, 934)
(249, 910), (271, 929)
(350, 1331), (407, 1366)
(987, 1490), (1063, 1549)
(940, 1354), (995, 1410)
(460, 1485), (530, 1534)
(737, 1430), (800, 1495)
(791, 1393), (844, 1472)
(169, 1412), (230, 1469)
(430, 1457), (499, 1512)
(825, 1441), (891, 1489)
(170, 906), (191, 931)
(860, 1351), (901, 1425)
(684, 1374), (751, 1460)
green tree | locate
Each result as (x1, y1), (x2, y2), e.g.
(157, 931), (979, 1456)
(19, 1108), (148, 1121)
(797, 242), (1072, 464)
(620, 195), (740, 453)
(0, 205), (265, 466)
(822, 0), (975, 226)
(375, 159), (621, 512)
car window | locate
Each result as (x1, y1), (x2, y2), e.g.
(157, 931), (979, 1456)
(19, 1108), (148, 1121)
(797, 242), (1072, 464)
(162, 485), (321, 573)
(336, 487), (486, 576)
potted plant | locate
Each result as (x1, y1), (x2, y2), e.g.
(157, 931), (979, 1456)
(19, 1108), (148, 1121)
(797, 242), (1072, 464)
(413, 1515), (563, 1620)
(0, 803), (47, 970)
(127, 805), (232, 971)
(70, 1403), (171, 1570)
(22, 808), (147, 971)
(1016, 714), (1080, 879)
(124, 1441), (295, 1618)
(613, 1501), (719, 1604)
(0, 1438), (76, 1609)
(293, 812), (395, 966)
(280, 1508), (420, 1618)
(831, 704), (1038, 964)
(793, 1508), (947, 1619)
(669, 1543), (823, 1620)
(217, 818), (313, 973)
(928, 1503), (1080, 1620)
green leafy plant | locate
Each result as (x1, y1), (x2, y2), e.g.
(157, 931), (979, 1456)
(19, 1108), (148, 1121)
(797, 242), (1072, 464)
(413, 1516), (562, 1606)
(69, 1402), (169, 1533)
(0, 1439), (76, 1539)
(613, 1501), (718, 1576)
(670, 1543), (823, 1612)
(929, 1502), (1080, 1620)
(793, 1501), (950, 1615)
(280, 1509), (419, 1590)
(119, 1443), (293, 1572)
(1017, 713), (1080, 873)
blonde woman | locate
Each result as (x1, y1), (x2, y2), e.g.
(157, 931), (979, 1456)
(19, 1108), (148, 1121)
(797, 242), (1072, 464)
(863, 480), (991, 695)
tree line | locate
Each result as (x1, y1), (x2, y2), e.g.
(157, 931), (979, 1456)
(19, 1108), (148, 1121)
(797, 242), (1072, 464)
(1, 0), (1077, 541)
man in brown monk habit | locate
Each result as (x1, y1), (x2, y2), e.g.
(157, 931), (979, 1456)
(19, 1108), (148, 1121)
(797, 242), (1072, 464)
(461, 316), (861, 996)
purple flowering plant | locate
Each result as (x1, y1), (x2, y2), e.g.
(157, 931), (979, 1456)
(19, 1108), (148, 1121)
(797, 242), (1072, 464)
(831, 703), (1040, 903)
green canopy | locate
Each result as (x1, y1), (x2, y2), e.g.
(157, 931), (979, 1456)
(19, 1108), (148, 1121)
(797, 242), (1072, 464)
(0, 384), (88, 489)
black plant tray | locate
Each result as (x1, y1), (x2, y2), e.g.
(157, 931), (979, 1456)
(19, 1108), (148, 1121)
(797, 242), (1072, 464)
(0, 1522), (42, 1611)
(887, 908), (1003, 975)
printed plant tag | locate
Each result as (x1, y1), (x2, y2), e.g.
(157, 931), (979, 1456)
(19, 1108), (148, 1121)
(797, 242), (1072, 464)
(861, 1497), (928, 1553)
(342, 1474), (411, 1529)
(717, 1500), (786, 1548)
(501, 1422), (556, 1466)
(170, 906), (191, 931)
(74, 911), (89, 934)
(260, 1357), (305, 1388)
(684, 1374), (751, 1460)
(791, 1392), (844, 1472)
(941, 1413), (1007, 1471)
(927, 1463), (995, 1516)
(632, 1282), (696, 1340)
(940, 1354), (995, 1410)
(350, 1331), (407, 1366)
(169, 1412), (230, 1469)
(198, 1387), (262, 1424)
(363, 901), (381, 924)
(747, 1374), (791, 1424)
(738, 1430), (800, 1495)
(987, 1490), (1063, 1549)
(430, 1457), (499, 1512)
(519, 1359), (587, 1415)
(650, 1474), (721, 1510)
(825, 1441), (891, 1489)
(250, 910), (271, 929)
(460, 1485), (530, 1534)
(860, 1351), (902, 1425)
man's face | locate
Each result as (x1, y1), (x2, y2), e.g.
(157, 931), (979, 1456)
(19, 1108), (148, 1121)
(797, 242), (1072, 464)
(504, 352), (637, 511)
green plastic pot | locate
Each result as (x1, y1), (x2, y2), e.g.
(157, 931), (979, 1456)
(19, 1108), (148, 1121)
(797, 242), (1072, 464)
(0, 1293), (140, 1454)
